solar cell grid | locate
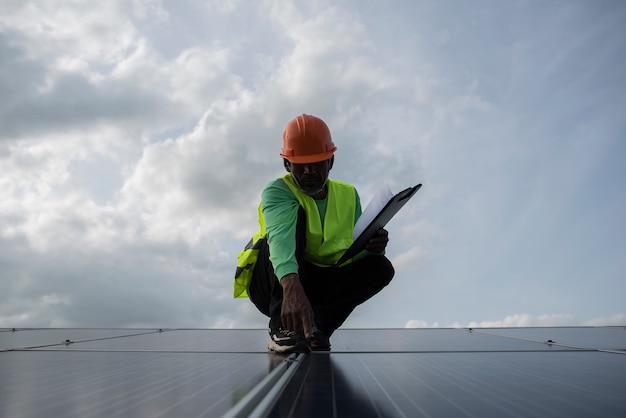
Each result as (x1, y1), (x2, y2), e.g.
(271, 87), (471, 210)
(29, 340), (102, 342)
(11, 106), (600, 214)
(268, 351), (626, 417)
(471, 326), (626, 351)
(1, 327), (625, 417)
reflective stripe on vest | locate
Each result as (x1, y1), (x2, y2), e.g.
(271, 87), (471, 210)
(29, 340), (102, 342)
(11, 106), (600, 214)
(233, 204), (265, 298)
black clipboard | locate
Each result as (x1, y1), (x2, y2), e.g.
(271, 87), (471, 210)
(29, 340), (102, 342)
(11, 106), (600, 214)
(335, 183), (422, 266)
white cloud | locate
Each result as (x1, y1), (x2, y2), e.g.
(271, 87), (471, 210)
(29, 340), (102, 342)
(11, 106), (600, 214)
(464, 314), (576, 328)
(405, 319), (440, 328)
(1, 1), (139, 65)
(392, 247), (429, 271)
(1, 1), (625, 330)
(2, 0), (413, 328)
(204, 0), (240, 14)
(583, 314), (626, 327)
(131, 0), (169, 22)
(405, 313), (626, 329)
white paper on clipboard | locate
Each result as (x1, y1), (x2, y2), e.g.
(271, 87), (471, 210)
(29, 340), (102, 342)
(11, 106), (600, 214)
(335, 183), (422, 266)
(352, 184), (394, 240)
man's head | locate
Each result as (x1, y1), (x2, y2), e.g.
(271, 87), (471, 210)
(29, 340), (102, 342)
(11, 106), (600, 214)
(280, 114), (337, 197)
(284, 156), (334, 197)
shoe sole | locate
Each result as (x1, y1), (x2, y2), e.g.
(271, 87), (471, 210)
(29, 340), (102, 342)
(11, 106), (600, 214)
(268, 338), (310, 353)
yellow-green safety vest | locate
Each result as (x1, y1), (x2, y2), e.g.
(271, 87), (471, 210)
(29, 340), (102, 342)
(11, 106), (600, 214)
(234, 174), (356, 298)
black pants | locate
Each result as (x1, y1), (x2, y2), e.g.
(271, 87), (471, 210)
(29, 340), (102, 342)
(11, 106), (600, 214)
(248, 208), (395, 336)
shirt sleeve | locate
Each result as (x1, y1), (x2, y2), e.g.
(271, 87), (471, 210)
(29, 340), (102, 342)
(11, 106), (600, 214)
(355, 189), (362, 222)
(261, 178), (300, 281)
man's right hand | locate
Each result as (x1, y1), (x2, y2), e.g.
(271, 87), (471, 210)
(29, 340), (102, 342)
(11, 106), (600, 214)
(280, 273), (313, 339)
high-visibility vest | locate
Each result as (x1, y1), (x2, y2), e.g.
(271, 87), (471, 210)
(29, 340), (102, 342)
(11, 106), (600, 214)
(234, 174), (356, 298)
(234, 203), (267, 298)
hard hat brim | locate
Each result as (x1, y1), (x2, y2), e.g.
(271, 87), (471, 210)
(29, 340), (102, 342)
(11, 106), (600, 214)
(280, 148), (336, 164)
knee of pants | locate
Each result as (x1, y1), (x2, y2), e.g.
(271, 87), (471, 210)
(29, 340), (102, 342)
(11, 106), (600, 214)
(348, 255), (395, 290)
(368, 255), (395, 287)
(381, 256), (395, 285)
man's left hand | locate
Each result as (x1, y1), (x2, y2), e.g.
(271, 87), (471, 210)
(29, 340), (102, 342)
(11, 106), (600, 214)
(365, 228), (389, 253)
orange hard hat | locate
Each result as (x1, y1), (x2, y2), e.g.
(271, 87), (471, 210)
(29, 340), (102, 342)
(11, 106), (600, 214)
(280, 114), (337, 163)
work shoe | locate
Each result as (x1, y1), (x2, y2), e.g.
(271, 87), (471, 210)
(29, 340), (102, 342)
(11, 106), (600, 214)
(309, 327), (331, 351)
(268, 328), (310, 353)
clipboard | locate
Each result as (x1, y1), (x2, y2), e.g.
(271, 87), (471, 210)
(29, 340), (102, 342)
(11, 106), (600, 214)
(335, 183), (422, 266)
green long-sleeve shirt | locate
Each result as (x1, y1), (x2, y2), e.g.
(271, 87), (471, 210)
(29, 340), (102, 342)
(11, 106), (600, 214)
(261, 177), (363, 280)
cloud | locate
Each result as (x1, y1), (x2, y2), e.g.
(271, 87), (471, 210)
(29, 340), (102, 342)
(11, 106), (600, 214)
(405, 313), (626, 329)
(1, 1), (625, 330)
(389, 218), (448, 270)
(463, 314), (576, 328)
(392, 247), (429, 272)
(1, 1), (140, 64)
(405, 319), (440, 328)
(582, 314), (626, 327)
(1, 0), (427, 328)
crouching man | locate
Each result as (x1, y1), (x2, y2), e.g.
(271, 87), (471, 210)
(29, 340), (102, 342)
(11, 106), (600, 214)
(234, 114), (394, 353)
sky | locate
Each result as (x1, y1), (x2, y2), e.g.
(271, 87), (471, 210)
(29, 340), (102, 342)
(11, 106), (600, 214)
(1, 0), (625, 330)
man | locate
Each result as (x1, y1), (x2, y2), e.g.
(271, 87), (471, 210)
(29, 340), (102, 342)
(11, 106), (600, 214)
(234, 114), (394, 353)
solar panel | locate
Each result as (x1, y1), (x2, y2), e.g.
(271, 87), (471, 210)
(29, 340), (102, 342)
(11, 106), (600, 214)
(5, 329), (270, 352)
(0, 328), (161, 351)
(470, 326), (626, 352)
(1, 327), (625, 417)
(328, 328), (580, 352)
(268, 351), (626, 417)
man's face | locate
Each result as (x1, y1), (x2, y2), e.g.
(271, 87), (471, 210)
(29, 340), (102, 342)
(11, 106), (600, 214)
(286, 157), (333, 196)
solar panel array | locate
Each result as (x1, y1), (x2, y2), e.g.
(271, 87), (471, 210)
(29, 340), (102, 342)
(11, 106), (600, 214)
(1, 327), (625, 417)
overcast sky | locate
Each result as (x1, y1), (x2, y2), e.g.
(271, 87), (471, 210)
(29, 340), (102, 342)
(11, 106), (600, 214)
(1, 0), (625, 329)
